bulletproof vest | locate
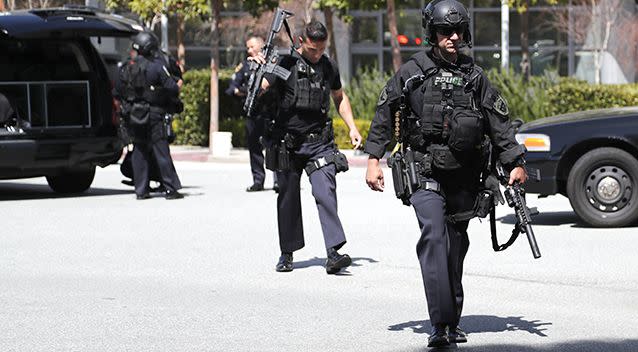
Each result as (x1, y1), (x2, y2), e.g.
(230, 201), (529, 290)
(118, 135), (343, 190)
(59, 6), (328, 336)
(119, 57), (149, 103)
(290, 56), (331, 114)
(405, 54), (485, 155)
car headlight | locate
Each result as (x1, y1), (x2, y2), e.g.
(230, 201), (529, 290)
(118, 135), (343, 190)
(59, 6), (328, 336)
(515, 133), (551, 152)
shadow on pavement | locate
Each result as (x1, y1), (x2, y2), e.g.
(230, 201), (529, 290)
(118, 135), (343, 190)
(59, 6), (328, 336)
(407, 340), (638, 352)
(294, 256), (379, 270)
(497, 211), (585, 227)
(0, 182), (131, 201)
(389, 315), (551, 337)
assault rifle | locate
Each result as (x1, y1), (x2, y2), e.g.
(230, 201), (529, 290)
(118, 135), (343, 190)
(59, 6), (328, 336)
(243, 8), (294, 118)
(494, 163), (542, 259)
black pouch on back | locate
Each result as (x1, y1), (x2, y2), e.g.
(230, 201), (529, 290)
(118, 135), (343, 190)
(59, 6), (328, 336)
(129, 102), (150, 126)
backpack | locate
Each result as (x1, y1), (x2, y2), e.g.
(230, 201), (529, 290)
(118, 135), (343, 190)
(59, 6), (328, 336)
(119, 58), (150, 125)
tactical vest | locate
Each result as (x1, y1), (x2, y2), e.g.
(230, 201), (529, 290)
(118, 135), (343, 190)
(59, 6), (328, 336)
(404, 53), (485, 158)
(120, 57), (173, 108)
(283, 54), (331, 115)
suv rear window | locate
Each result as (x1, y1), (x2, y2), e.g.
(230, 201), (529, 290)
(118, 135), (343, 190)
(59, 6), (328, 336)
(0, 39), (93, 128)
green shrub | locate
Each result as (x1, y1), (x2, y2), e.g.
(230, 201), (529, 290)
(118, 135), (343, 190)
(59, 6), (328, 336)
(487, 68), (561, 122)
(173, 68), (240, 146)
(488, 68), (638, 121)
(544, 82), (638, 116)
(338, 67), (392, 121)
(332, 118), (371, 150)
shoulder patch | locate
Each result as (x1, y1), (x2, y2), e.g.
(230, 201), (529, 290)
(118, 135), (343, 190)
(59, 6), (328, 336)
(377, 87), (388, 106)
(493, 94), (509, 115)
(234, 62), (243, 73)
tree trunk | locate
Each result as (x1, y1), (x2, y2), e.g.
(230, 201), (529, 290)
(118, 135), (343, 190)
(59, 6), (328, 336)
(209, 0), (221, 150)
(323, 7), (338, 66)
(177, 13), (186, 72)
(27, 0), (33, 9)
(387, 0), (402, 72)
(520, 0), (530, 82)
(0, 0), (5, 12)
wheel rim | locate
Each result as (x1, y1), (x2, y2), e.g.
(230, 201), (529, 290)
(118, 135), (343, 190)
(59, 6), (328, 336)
(585, 165), (633, 212)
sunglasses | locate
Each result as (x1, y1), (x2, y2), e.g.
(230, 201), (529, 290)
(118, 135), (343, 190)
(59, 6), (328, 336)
(436, 25), (467, 36)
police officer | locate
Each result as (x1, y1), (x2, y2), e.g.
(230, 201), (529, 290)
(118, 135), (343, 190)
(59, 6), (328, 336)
(365, 0), (527, 347)
(115, 31), (184, 200)
(253, 21), (362, 274)
(225, 35), (279, 193)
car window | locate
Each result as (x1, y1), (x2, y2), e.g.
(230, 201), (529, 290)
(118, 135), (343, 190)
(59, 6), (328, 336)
(0, 39), (91, 82)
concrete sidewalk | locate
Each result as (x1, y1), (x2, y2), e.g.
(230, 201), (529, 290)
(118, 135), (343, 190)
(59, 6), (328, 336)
(169, 145), (384, 167)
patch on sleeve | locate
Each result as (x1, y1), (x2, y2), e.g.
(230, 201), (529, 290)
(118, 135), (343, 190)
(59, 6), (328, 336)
(234, 62), (243, 73)
(377, 87), (388, 106)
(493, 94), (509, 116)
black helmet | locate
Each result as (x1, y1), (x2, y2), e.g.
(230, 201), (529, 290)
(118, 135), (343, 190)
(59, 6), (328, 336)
(422, 0), (472, 48)
(132, 31), (159, 56)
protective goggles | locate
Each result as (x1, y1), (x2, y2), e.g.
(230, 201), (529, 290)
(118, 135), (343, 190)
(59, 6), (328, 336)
(436, 24), (467, 36)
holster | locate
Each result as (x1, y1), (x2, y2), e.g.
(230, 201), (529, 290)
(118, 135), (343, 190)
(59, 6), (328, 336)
(388, 148), (426, 206)
(264, 138), (291, 172)
(304, 151), (349, 176)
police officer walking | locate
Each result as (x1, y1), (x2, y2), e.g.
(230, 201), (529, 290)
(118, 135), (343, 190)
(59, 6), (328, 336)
(225, 35), (279, 193)
(365, 0), (528, 347)
(115, 31), (184, 200)
(253, 21), (362, 274)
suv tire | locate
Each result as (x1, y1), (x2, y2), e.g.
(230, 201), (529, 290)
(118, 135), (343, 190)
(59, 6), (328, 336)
(567, 147), (638, 227)
(46, 167), (96, 194)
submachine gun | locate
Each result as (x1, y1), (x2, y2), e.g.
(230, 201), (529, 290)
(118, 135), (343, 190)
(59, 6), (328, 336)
(493, 163), (542, 259)
(243, 8), (294, 118)
(388, 75), (428, 206)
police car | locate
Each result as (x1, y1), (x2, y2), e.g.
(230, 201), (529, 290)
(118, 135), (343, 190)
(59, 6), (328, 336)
(515, 107), (638, 227)
(0, 6), (142, 193)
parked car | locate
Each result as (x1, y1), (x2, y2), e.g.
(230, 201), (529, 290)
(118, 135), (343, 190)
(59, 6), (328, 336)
(0, 6), (141, 193)
(516, 107), (638, 227)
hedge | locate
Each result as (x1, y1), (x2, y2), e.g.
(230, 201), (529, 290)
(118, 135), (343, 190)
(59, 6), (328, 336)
(173, 67), (638, 148)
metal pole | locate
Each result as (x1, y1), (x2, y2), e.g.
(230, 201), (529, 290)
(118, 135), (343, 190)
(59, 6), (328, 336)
(501, 0), (509, 69)
(161, 0), (169, 52)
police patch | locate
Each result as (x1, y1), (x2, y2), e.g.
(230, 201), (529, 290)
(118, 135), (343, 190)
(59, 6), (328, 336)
(493, 94), (509, 115)
(377, 87), (388, 106)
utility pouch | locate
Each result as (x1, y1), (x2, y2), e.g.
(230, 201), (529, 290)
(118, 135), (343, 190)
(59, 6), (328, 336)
(388, 152), (407, 201)
(333, 151), (349, 173)
(404, 148), (421, 193)
(164, 115), (176, 143)
(475, 190), (494, 218)
(277, 139), (291, 171)
(129, 102), (150, 126)
(429, 144), (462, 170)
(447, 109), (484, 153)
(265, 142), (279, 171)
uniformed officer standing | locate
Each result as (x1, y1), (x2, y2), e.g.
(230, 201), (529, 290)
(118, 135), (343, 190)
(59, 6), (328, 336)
(114, 32), (184, 200)
(365, 0), (528, 347)
(252, 21), (362, 274)
(225, 35), (279, 193)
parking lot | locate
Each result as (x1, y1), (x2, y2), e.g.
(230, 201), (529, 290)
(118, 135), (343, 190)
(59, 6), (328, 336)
(1, 161), (637, 351)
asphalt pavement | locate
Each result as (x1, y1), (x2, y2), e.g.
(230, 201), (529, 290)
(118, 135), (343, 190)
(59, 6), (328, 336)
(1, 156), (637, 352)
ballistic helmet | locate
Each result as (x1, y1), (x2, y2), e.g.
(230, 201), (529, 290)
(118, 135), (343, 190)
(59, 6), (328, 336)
(422, 0), (472, 48)
(132, 31), (159, 56)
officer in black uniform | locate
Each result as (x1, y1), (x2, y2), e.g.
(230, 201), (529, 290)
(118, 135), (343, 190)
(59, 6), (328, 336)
(114, 32), (184, 200)
(253, 21), (363, 274)
(365, 0), (528, 347)
(225, 35), (279, 193)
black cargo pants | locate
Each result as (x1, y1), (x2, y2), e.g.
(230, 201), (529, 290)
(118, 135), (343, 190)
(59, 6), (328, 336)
(277, 139), (346, 253)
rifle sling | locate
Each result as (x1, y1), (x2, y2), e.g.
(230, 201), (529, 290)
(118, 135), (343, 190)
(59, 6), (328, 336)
(490, 207), (521, 252)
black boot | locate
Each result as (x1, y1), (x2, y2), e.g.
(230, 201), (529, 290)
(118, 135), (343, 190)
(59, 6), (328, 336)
(325, 247), (352, 274)
(276, 252), (293, 272)
(448, 326), (467, 343)
(427, 324), (450, 348)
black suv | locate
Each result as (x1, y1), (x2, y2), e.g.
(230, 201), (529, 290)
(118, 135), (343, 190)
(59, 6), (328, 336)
(0, 7), (141, 193)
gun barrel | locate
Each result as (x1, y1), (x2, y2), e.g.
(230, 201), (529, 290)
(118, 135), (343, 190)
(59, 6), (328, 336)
(524, 223), (542, 259)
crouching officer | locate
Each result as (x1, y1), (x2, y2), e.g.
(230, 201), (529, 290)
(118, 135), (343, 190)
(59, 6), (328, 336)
(365, 0), (527, 347)
(252, 21), (362, 274)
(114, 31), (184, 200)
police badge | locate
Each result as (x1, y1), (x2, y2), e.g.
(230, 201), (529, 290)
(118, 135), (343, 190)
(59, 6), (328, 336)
(377, 87), (388, 106)
(493, 94), (509, 115)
